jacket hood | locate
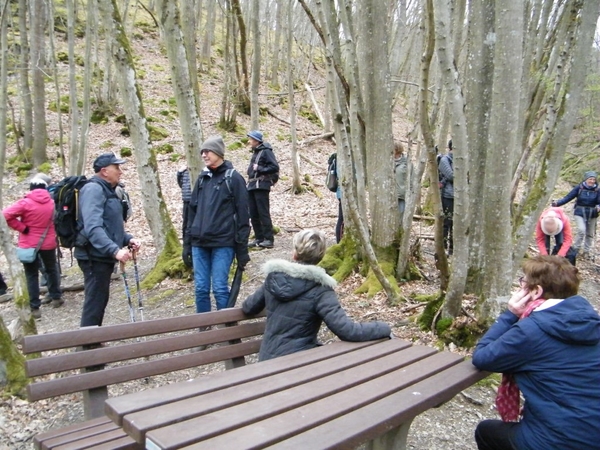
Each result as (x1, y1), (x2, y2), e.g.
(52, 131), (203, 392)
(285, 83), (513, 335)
(531, 295), (600, 345)
(261, 259), (336, 302)
(579, 181), (598, 190)
(25, 189), (52, 204)
(254, 141), (273, 152)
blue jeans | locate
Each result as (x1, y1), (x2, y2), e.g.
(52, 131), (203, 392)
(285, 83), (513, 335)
(192, 246), (235, 313)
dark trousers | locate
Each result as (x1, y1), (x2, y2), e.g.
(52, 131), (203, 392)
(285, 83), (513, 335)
(475, 420), (519, 450)
(249, 189), (274, 242)
(0, 272), (7, 294)
(336, 199), (344, 243)
(78, 259), (115, 327)
(442, 196), (454, 252)
(23, 249), (62, 309)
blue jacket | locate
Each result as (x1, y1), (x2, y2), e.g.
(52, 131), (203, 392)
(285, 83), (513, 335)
(74, 177), (133, 263)
(554, 182), (600, 219)
(473, 296), (600, 449)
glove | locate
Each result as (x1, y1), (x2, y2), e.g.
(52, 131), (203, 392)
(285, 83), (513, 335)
(22, 226), (29, 235)
(551, 201), (557, 207)
(236, 244), (250, 270)
(182, 245), (193, 268)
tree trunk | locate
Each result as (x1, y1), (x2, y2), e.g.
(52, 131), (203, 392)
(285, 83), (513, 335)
(99, 0), (181, 278)
(17, 0), (32, 153)
(250, 0), (260, 130)
(31, 0), (48, 167)
(287, 1), (301, 194)
(156, 0), (203, 181)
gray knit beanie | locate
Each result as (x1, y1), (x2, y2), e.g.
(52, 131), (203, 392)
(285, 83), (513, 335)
(201, 135), (225, 159)
(583, 170), (597, 181)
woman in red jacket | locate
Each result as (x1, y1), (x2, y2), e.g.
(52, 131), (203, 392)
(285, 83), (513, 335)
(3, 177), (63, 318)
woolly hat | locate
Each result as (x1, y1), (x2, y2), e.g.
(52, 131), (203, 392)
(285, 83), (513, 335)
(29, 176), (48, 190)
(583, 171), (597, 181)
(541, 214), (564, 236)
(247, 130), (263, 142)
(201, 135), (226, 159)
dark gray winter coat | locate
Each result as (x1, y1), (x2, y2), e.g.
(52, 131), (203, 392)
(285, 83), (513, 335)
(242, 259), (392, 361)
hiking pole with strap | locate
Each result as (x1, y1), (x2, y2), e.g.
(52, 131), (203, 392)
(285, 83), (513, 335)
(226, 266), (244, 308)
(132, 250), (145, 321)
(120, 261), (136, 323)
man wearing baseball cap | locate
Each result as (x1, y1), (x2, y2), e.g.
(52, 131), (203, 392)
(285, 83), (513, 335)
(246, 130), (279, 248)
(75, 152), (141, 327)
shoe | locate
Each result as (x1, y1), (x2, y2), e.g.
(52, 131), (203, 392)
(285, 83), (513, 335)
(31, 308), (41, 319)
(0, 288), (6, 296)
(248, 239), (263, 248)
(258, 240), (274, 248)
(51, 298), (64, 308)
(41, 295), (52, 305)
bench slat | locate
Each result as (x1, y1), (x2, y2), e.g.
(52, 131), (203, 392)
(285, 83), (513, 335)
(141, 344), (453, 448)
(105, 339), (385, 424)
(164, 352), (469, 450)
(49, 428), (141, 450)
(34, 418), (112, 450)
(27, 339), (261, 401)
(264, 361), (490, 449)
(39, 421), (119, 450)
(22, 309), (265, 353)
(26, 321), (265, 376)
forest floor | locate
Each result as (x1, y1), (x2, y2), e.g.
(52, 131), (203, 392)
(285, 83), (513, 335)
(2, 20), (600, 450)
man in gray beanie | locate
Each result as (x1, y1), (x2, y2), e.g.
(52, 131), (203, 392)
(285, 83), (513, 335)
(552, 170), (600, 259)
(183, 135), (250, 314)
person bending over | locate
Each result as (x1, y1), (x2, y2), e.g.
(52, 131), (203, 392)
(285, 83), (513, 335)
(242, 229), (392, 361)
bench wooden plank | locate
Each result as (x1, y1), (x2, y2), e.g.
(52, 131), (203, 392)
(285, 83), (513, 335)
(28, 339), (262, 401)
(34, 418), (112, 450)
(38, 421), (120, 450)
(49, 428), (141, 450)
(264, 361), (490, 449)
(123, 339), (420, 443)
(27, 321), (265, 376)
(168, 352), (469, 450)
(22, 309), (265, 353)
(143, 346), (459, 449)
(105, 339), (386, 424)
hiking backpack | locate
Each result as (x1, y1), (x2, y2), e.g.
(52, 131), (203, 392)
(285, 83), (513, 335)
(52, 175), (89, 248)
(326, 153), (338, 192)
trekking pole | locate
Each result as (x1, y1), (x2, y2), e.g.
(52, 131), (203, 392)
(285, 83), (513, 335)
(120, 260), (136, 323)
(132, 250), (145, 322)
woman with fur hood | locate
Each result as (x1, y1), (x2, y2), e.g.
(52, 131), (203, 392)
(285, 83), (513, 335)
(242, 229), (392, 361)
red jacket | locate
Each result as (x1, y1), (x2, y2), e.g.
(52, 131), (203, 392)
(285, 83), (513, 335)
(535, 207), (573, 257)
(3, 189), (57, 250)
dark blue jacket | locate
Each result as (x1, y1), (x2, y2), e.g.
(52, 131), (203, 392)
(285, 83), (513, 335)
(74, 177), (133, 263)
(555, 182), (600, 219)
(246, 142), (279, 191)
(242, 259), (391, 361)
(473, 296), (600, 449)
(186, 161), (250, 249)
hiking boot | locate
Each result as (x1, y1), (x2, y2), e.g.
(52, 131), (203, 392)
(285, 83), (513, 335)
(248, 239), (263, 248)
(41, 295), (52, 305)
(52, 298), (64, 308)
(31, 308), (42, 320)
(258, 240), (274, 248)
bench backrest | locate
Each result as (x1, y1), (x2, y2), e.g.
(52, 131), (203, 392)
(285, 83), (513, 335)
(22, 308), (266, 402)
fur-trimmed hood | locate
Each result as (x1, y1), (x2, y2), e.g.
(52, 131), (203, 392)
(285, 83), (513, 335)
(261, 259), (336, 302)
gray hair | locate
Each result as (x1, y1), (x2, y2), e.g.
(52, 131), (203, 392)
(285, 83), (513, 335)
(293, 229), (327, 265)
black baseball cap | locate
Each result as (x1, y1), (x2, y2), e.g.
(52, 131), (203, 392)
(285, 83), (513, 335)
(93, 153), (126, 172)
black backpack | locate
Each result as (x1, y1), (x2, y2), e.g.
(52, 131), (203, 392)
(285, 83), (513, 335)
(52, 175), (89, 248)
(326, 153), (338, 192)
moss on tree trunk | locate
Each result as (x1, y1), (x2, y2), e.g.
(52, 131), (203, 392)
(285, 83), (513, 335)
(0, 316), (28, 398)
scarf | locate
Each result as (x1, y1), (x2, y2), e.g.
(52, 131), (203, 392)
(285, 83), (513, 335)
(495, 298), (546, 422)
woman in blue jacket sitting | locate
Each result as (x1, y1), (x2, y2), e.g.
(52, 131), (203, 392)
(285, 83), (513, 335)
(472, 255), (600, 450)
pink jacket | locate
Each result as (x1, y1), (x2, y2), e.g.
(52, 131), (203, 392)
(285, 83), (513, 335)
(535, 207), (573, 257)
(3, 189), (57, 250)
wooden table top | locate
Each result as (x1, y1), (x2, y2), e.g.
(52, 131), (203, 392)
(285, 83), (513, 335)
(105, 338), (486, 450)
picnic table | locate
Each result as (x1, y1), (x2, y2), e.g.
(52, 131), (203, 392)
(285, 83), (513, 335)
(104, 338), (489, 450)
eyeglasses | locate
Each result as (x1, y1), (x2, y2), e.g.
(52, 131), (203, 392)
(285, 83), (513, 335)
(518, 276), (527, 287)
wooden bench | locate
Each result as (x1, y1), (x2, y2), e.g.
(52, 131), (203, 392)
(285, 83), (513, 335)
(103, 339), (490, 450)
(22, 308), (266, 450)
